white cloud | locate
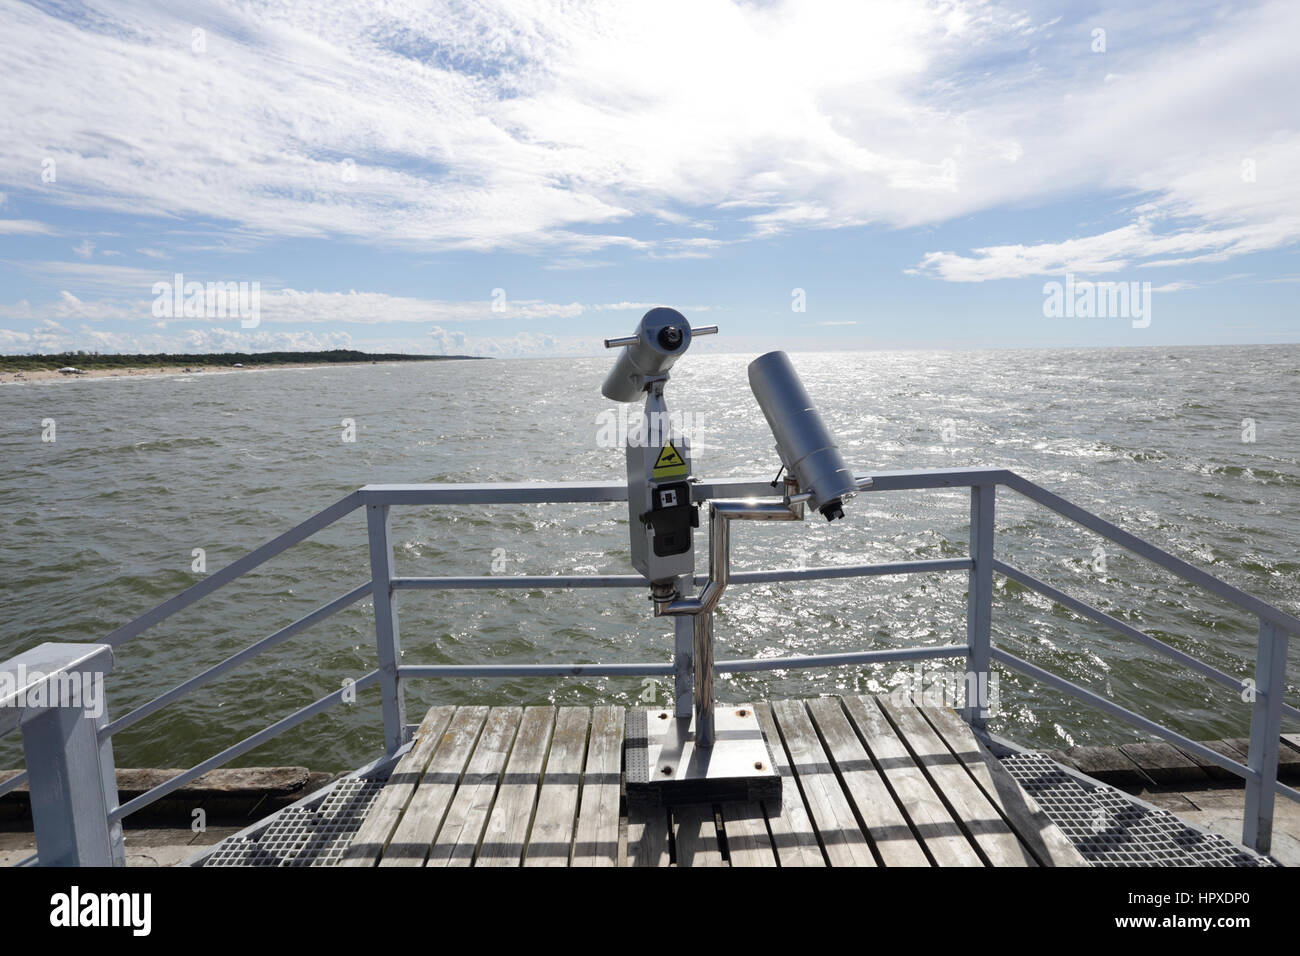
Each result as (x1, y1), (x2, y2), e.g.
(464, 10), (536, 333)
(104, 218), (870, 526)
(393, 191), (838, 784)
(427, 325), (597, 358)
(0, 0), (1049, 255)
(7, 260), (173, 293)
(180, 328), (355, 353)
(0, 281), (682, 328)
(0, 315), (591, 357)
(0, 323), (355, 355)
(908, 3), (1300, 281)
(0, 0), (1294, 278)
(0, 219), (55, 235)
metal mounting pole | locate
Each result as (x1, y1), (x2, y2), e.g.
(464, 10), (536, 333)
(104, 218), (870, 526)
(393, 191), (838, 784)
(367, 503), (408, 755)
(1244, 618), (1288, 854)
(668, 496), (802, 745)
(693, 611), (716, 746)
(673, 574), (694, 720)
(965, 483), (995, 728)
(626, 494), (807, 806)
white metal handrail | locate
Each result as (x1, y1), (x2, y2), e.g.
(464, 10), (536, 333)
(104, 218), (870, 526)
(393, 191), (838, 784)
(2, 465), (1295, 862)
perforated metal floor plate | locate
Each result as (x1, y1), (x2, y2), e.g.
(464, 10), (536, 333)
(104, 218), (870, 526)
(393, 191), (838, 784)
(1000, 752), (1277, 867)
(202, 777), (384, 867)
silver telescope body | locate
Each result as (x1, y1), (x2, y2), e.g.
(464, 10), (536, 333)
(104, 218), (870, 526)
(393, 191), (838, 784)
(747, 350), (858, 520)
(601, 307), (695, 402)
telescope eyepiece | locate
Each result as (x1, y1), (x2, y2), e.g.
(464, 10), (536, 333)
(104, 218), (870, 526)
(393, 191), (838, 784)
(600, 307), (694, 402)
(819, 498), (845, 521)
(657, 326), (684, 350)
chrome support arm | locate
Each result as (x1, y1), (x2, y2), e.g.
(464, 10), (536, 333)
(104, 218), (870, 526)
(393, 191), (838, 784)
(661, 492), (808, 746)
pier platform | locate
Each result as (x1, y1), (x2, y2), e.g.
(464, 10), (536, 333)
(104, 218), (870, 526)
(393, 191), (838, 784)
(328, 695), (1091, 867)
(6, 695), (1283, 867)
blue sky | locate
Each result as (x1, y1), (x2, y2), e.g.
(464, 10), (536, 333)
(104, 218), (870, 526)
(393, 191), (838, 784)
(0, 0), (1297, 357)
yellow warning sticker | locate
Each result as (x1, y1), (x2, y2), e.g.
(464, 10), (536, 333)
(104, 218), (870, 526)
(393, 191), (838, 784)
(652, 443), (687, 479)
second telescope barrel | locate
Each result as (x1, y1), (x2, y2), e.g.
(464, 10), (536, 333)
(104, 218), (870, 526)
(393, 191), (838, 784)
(747, 350), (858, 520)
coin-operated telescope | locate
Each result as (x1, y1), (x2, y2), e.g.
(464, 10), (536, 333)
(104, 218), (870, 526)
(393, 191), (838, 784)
(602, 308), (717, 614)
(603, 308), (869, 806)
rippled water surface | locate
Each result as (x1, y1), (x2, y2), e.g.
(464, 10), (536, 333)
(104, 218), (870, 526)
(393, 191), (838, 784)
(2, 346), (1298, 771)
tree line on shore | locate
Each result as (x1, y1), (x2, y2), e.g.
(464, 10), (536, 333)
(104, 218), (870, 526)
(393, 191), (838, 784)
(0, 349), (481, 371)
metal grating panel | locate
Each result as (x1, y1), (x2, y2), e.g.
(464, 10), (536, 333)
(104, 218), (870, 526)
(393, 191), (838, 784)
(1000, 752), (1277, 867)
(203, 777), (384, 867)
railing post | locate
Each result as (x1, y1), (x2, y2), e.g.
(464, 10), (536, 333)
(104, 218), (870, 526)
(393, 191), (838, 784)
(673, 573), (694, 720)
(3, 643), (125, 866)
(366, 503), (408, 755)
(965, 483), (995, 729)
(1243, 618), (1288, 855)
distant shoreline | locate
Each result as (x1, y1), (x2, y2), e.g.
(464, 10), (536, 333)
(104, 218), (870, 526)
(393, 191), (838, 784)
(0, 358), (478, 385)
(0, 351), (483, 385)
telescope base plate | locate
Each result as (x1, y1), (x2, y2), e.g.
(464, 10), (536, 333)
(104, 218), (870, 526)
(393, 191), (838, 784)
(625, 706), (781, 807)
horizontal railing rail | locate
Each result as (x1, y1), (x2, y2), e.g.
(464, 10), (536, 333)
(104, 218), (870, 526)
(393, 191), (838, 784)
(107, 671), (381, 824)
(5, 465), (1295, 863)
(102, 583), (375, 738)
(0, 769), (27, 800)
(102, 491), (365, 648)
(995, 560), (1300, 723)
(394, 645), (972, 680)
(389, 558), (973, 591)
(990, 647), (1257, 780)
(1002, 472), (1300, 635)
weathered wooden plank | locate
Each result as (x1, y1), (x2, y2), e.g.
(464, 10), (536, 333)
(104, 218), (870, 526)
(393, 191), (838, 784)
(572, 704), (623, 866)
(720, 802), (777, 867)
(1223, 737), (1255, 757)
(806, 697), (928, 866)
(477, 706), (554, 867)
(880, 698), (1035, 866)
(673, 803), (723, 867)
(922, 706), (1086, 867)
(1118, 742), (1211, 787)
(427, 706), (522, 867)
(339, 705), (455, 866)
(1194, 736), (1300, 783)
(1046, 749), (1081, 771)
(379, 705), (489, 866)
(1269, 736), (1300, 776)
(753, 702), (824, 867)
(842, 696), (981, 867)
(1064, 744), (1153, 788)
(627, 804), (671, 867)
(523, 706), (589, 867)
(770, 699), (875, 866)
(1174, 739), (1248, 782)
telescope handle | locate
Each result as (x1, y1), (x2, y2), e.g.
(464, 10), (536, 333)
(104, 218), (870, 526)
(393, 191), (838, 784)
(604, 324), (717, 349)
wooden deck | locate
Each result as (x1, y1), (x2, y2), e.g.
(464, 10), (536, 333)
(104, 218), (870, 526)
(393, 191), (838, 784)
(339, 696), (1086, 867)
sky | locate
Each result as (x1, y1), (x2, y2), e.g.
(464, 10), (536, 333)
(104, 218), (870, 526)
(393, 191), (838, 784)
(0, 0), (1297, 358)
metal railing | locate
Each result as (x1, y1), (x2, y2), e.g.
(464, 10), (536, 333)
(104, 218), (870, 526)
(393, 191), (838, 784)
(2, 466), (1296, 863)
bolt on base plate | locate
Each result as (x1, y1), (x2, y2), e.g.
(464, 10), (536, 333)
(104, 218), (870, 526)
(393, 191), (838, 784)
(625, 705), (782, 807)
